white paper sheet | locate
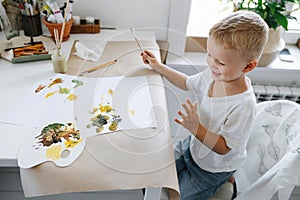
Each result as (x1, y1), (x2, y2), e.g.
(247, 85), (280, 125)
(73, 75), (157, 137)
(1, 74), (157, 168)
(0, 74), (157, 133)
(73, 41), (107, 61)
(0, 75), (76, 127)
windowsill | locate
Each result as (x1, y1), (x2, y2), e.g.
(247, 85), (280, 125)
(166, 44), (300, 86)
(167, 44), (300, 69)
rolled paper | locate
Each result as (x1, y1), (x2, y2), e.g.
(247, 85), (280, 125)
(73, 15), (80, 25)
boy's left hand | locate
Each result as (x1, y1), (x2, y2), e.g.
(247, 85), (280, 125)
(174, 99), (199, 135)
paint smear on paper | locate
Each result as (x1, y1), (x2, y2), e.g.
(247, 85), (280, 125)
(35, 84), (46, 93)
(67, 94), (78, 101)
(128, 110), (135, 116)
(45, 91), (57, 98)
(48, 78), (63, 88)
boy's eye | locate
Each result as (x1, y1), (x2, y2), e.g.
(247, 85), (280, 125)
(207, 53), (225, 66)
(217, 60), (225, 66)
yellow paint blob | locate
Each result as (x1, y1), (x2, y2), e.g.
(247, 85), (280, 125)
(46, 145), (63, 160)
(64, 138), (82, 148)
(128, 110), (135, 116)
(108, 89), (113, 95)
(109, 121), (118, 131)
(67, 94), (78, 101)
(96, 126), (104, 133)
(45, 91), (57, 98)
(100, 105), (112, 112)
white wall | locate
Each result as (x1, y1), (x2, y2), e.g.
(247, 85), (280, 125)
(71, 0), (169, 40)
(55, 0), (191, 55)
(1, 0), (191, 55)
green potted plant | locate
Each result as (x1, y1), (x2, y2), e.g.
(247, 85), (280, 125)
(220, 0), (300, 66)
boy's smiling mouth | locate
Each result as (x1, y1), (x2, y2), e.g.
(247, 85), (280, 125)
(211, 70), (221, 76)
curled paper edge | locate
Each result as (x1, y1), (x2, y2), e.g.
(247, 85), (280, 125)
(74, 42), (101, 62)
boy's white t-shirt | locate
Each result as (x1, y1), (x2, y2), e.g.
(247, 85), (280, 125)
(186, 68), (256, 173)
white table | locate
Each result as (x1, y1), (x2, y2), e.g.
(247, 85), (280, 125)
(0, 29), (157, 166)
(0, 30), (178, 200)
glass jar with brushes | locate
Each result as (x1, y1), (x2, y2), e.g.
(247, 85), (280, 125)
(51, 48), (67, 73)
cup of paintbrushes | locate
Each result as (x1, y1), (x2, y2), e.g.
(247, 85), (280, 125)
(43, 17), (73, 42)
(51, 29), (67, 73)
(21, 13), (43, 37)
(51, 47), (67, 73)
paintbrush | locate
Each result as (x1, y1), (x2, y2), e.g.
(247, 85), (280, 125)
(130, 28), (143, 52)
(79, 59), (117, 76)
(58, 0), (70, 48)
(78, 45), (140, 76)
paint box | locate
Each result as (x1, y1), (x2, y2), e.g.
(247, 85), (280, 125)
(70, 19), (100, 33)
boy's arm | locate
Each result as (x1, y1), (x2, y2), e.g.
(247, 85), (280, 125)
(142, 51), (230, 153)
(141, 50), (188, 90)
(195, 122), (231, 155)
(175, 99), (231, 155)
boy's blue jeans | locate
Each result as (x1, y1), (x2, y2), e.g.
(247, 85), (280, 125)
(174, 136), (234, 200)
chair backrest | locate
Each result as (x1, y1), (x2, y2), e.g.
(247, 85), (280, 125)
(234, 100), (300, 200)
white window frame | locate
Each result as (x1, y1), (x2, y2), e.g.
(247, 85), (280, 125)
(167, 0), (300, 56)
(167, 0), (192, 56)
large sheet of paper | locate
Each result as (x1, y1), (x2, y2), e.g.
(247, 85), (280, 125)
(1, 74), (157, 168)
(18, 39), (180, 199)
(20, 75), (180, 199)
(0, 74), (156, 131)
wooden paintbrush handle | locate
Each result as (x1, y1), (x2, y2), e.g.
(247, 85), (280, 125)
(80, 60), (117, 75)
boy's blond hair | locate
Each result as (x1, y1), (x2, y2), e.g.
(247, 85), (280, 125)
(209, 10), (269, 60)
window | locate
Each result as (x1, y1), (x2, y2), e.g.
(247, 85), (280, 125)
(288, 3), (300, 31)
(187, 0), (231, 37)
(187, 0), (300, 43)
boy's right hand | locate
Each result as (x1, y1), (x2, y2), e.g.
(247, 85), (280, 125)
(142, 50), (189, 91)
(141, 50), (161, 71)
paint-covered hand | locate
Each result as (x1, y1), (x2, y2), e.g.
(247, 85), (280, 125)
(174, 99), (199, 135)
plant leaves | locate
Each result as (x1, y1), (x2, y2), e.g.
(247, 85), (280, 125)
(274, 11), (288, 30)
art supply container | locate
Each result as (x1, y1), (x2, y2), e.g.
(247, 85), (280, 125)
(43, 17), (73, 42)
(0, 14), (20, 40)
(21, 14), (43, 37)
(51, 48), (68, 73)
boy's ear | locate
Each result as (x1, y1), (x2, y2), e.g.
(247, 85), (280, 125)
(243, 59), (257, 73)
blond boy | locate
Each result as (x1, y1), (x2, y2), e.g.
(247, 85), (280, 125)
(142, 10), (268, 199)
